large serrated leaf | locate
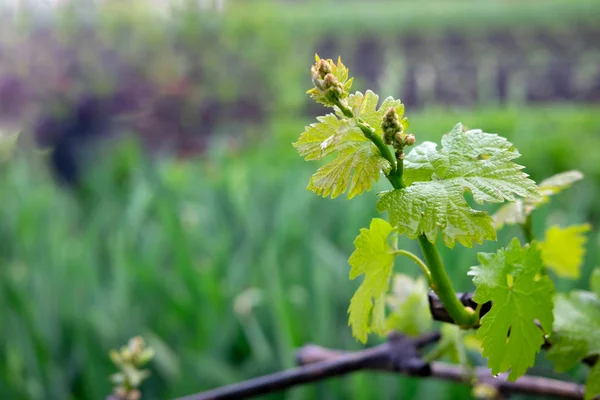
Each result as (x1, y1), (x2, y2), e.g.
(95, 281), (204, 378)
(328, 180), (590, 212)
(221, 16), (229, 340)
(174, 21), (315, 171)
(468, 238), (554, 381)
(587, 364), (600, 400)
(348, 218), (396, 343)
(546, 276), (600, 400)
(541, 224), (591, 279)
(377, 181), (497, 248)
(494, 170), (583, 229)
(378, 123), (539, 248)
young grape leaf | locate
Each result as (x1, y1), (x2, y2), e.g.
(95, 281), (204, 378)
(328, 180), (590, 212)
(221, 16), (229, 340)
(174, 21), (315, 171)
(439, 324), (469, 365)
(494, 170), (583, 229)
(540, 224), (591, 279)
(345, 90), (407, 137)
(348, 218), (396, 343)
(468, 238), (554, 381)
(385, 274), (432, 337)
(293, 91), (404, 199)
(377, 123), (540, 248)
(546, 274), (600, 400)
(587, 364), (600, 400)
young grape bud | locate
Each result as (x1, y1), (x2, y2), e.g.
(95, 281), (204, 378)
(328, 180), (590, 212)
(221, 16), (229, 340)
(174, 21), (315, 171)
(383, 129), (394, 145)
(394, 132), (405, 146)
(316, 59), (332, 79)
(382, 107), (402, 135)
(404, 133), (416, 146)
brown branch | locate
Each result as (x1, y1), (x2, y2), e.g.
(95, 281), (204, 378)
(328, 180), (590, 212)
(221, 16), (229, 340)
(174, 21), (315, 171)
(428, 291), (599, 366)
(296, 341), (584, 400)
(174, 332), (584, 400)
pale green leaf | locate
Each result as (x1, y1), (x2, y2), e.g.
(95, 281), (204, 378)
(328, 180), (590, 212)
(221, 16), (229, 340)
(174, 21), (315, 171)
(439, 324), (469, 365)
(346, 90), (405, 137)
(469, 238), (554, 381)
(586, 364), (600, 400)
(307, 142), (391, 199)
(378, 123), (539, 248)
(538, 170), (584, 200)
(541, 224), (591, 279)
(385, 274), (432, 337)
(348, 218), (396, 343)
(294, 92), (398, 199)
(546, 287), (600, 400)
(493, 199), (527, 229)
(293, 114), (356, 161)
(494, 170), (583, 230)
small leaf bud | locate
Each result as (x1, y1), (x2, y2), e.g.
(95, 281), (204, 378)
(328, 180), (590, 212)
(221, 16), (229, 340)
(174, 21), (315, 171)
(316, 59), (332, 79)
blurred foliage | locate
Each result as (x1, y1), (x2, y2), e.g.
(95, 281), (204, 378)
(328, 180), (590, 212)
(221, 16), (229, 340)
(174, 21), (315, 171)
(1, 104), (599, 399)
(1, 0), (600, 153)
(0, 1), (599, 399)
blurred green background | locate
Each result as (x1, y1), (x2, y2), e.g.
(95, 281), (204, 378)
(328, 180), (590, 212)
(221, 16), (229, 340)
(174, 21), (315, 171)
(1, 0), (600, 399)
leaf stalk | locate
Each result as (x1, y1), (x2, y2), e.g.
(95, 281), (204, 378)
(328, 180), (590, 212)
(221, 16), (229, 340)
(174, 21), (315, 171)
(393, 250), (433, 285)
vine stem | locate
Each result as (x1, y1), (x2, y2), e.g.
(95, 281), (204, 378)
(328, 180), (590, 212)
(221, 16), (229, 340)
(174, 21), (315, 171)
(393, 250), (433, 285)
(418, 236), (477, 327)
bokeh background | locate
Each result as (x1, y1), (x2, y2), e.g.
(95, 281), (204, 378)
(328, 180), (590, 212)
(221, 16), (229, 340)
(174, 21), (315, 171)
(1, 0), (600, 399)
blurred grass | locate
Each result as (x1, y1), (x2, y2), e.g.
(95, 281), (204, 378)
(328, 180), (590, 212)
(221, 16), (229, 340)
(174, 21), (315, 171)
(1, 1), (599, 399)
(229, 0), (600, 34)
(1, 104), (599, 399)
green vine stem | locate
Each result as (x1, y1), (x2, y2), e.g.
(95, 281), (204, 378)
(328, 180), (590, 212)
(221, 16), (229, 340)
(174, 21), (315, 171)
(417, 235), (477, 327)
(347, 103), (478, 328)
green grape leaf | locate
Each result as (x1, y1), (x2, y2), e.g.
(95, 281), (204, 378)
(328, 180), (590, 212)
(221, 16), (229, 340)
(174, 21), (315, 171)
(377, 123), (539, 248)
(546, 279), (600, 400)
(293, 92), (402, 199)
(538, 170), (584, 200)
(439, 324), (469, 365)
(469, 238), (555, 381)
(348, 218), (396, 343)
(587, 364), (600, 400)
(541, 224), (591, 279)
(385, 274), (432, 337)
(345, 90), (407, 137)
(494, 170), (583, 229)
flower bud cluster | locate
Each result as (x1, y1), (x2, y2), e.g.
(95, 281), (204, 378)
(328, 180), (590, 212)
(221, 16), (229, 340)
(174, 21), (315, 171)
(382, 107), (415, 153)
(311, 58), (345, 103)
